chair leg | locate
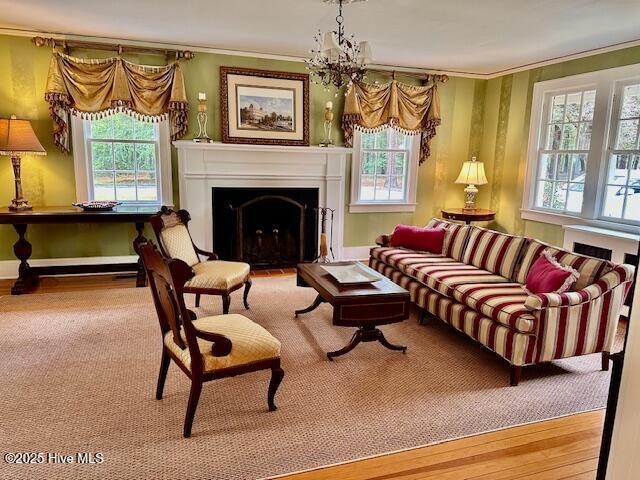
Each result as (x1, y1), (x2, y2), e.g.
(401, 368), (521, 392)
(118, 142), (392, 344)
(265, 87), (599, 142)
(222, 294), (231, 314)
(156, 348), (171, 400)
(183, 380), (203, 438)
(195, 294), (201, 308)
(418, 308), (430, 325)
(267, 367), (285, 412)
(243, 279), (252, 310)
(510, 365), (522, 387)
(602, 351), (610, 371)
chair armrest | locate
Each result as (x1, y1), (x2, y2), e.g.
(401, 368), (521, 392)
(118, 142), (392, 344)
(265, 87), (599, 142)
(193, 328), (232, 356)
(195, 246), (219, 261)
(524, 264), (635, 310)
(375, 234), (392, 247)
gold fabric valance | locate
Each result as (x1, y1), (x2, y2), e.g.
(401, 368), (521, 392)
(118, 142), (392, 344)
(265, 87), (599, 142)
(342, 80), (441, 164)
(45, 52), (188, 152)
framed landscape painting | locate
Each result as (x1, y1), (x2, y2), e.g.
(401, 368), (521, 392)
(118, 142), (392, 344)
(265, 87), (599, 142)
(221, 67), (309, 146)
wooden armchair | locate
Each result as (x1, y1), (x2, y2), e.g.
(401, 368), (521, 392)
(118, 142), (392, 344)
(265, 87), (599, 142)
(151, 206), (251, 313)
(139, 242), (284, 438)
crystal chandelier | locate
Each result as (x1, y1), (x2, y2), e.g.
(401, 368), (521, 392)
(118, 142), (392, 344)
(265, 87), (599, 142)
(305, 0), (372, 90)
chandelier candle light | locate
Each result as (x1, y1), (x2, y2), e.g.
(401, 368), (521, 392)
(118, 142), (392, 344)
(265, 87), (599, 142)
(193, 92), (212, 143)
(0, 116), (46, 211)
(306, 0), (372, 90)
(455, 156), (488, 211)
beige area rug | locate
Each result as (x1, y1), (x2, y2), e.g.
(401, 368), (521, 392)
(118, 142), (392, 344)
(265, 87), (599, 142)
(0, 276), (619, 480)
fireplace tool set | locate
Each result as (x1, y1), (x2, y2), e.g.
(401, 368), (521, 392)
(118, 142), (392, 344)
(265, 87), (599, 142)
(315, 207), (335, 263)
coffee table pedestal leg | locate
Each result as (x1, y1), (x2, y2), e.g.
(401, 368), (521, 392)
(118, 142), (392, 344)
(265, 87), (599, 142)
(294, 294), (326, 317)
(327, 325), (407, 360)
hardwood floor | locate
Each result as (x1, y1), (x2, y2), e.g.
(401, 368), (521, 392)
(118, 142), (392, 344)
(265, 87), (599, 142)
(0, 273), (606, 480)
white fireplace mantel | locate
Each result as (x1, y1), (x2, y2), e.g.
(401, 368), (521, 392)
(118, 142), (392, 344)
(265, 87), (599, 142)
(173, 141), (352, 261)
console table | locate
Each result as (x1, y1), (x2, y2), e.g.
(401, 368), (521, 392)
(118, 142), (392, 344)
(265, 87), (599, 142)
(0, 206), (157, 295)
(441, 208), (496, 225)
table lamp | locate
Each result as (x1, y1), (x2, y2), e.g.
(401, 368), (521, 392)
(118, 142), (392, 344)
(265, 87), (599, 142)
(455, 156), (488, 211)
(0, 115), (46, 211)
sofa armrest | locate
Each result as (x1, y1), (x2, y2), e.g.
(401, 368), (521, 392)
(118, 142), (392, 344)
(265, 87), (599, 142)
(375, 233), (392, 247)
(525, 264), (634, 310)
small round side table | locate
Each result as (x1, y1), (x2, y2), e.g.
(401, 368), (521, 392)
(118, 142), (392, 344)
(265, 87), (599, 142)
(441, 208), (496, 225)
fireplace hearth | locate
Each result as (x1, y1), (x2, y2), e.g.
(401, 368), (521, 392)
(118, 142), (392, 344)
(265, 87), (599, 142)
(213, 187), (319, 269)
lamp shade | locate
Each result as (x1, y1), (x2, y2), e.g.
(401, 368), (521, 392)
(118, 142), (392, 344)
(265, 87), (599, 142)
(0, 116), (46, 156)
(321, 31), (342, 62)
(455, 157), (487, 185)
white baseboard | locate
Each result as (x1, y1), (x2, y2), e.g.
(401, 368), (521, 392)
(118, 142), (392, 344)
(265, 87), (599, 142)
(0, 255), (138, 280)
(341, 246), (373, 261)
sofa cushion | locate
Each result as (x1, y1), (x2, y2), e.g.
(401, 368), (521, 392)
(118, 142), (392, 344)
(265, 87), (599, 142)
(425, 218), (472, 261)
(524, 250), (579, 294)
(462, 226), (527, 279)
(390, 224), (446, 253)
(370, 247), (451, 270)
(514, 240), (613, 290)
(453, 283), (536, 333)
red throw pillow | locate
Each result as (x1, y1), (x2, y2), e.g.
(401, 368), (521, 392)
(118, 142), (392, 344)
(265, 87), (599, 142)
(524, 250), (579, 294)
(390, 225), (445, 254)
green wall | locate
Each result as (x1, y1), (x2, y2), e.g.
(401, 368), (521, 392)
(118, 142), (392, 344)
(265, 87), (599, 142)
(3, 30), (640, 262)
(481, 45), (640, 245)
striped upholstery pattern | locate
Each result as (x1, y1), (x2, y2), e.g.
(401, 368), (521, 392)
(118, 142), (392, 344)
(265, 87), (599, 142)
(370, 259), (537, 366)
(462, 226), (527, 279)
(514, 240), (613, 289)
(370, 247), (450, 269)
(453, 283), (536, 333)
(425, 218), (472, 261)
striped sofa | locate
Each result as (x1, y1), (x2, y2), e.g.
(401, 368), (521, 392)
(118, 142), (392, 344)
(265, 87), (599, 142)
(370, 218), (634, 385)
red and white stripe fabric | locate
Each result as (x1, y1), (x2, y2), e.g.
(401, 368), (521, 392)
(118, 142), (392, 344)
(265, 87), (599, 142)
(461, 226), (527, 279)
(370, 258), (537, 366)
(453, 283), (536, 333)
(370, 247), (449, 269)
(425, 218), (472, 261)
(514, 240), (613, 289)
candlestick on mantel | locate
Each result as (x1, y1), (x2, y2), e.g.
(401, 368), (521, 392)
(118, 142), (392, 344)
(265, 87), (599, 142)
(320, 101), (334, 147)
(194, 93), (212, 143)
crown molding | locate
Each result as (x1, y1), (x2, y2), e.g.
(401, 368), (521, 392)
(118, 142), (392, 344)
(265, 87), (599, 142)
(1, 26), (640, 80)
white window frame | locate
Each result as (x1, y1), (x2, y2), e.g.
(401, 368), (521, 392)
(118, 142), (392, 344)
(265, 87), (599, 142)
(71, 113), (173, 207)
(522, 62), (640, 233)
(349, 128), (420, 213)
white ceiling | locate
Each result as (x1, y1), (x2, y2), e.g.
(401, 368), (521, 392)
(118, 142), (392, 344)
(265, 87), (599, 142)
(1, 0), (640, 75)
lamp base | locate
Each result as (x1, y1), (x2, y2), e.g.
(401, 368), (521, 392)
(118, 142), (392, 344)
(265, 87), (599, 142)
(463, 184), (479, 211)
(9, 198), (32, 211)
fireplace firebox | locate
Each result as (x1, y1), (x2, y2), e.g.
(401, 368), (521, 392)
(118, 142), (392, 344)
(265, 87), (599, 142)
(212, 187), (319, 269)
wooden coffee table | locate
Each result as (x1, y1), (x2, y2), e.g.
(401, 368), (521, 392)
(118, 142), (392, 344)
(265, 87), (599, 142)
(295, 262), (411, 360)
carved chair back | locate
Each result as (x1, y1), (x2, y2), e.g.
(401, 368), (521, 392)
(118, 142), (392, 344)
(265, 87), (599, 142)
(150, 206), (201, 267)
(139, 241), (205, 373)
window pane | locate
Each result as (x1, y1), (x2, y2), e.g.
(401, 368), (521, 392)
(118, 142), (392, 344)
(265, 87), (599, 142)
(539, 154), (556, 180)
(546, 124), (562, 150)
(134, 121), (156, 141)
(373, 130), (388, 149)
(603, 186), (626, 218)
(581, 90), (596, 121)
(569, 154), (587, 182)
(561, 123), (578, 149)
(388, 129), (408, 149)
(566, 183), (584, 213)
(136, 172), (158, 201)
(115, 172), (136, 201)
(564, 92), (582, 122)
(90, 117), (113, 139)
(361, 132), (375, 149)
(629, 155), (640, 183)
(577, 122), (592, 150)
(624, 187), (640, 221)
(360, 175), (375, 201)
(389, 175), (406, 200)
(551, 94), (565, 122)
(113, 113), (134, 139)
(361, 152), (376, 174)
(556, 154), (571, 181)
(136, 144), (156, 171)
(621, 84), (640, 119)
(551, 182), (568, 210)
(374, 176), (390, 200)
(376, 152), (388, 175)
(536, 180), (554, 208)
(114, 143), (134, 170)
(391, 153), (406, 175)
(607, 154), (630, 184)
(93, 172), (115, 201)
(91, 142), (113, 170)
(615, 119), (639, 149)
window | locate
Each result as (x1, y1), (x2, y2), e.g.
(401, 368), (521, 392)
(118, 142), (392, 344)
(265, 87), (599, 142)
(523, 63), (640, 231)
(350, 127), (420, 213)
(71, 112), (173, 206)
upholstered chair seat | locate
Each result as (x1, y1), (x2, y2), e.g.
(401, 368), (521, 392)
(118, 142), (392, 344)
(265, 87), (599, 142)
(164, 314), (281, 373)
(151, 207), (253, 313)
(186, 261), (251, 291)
